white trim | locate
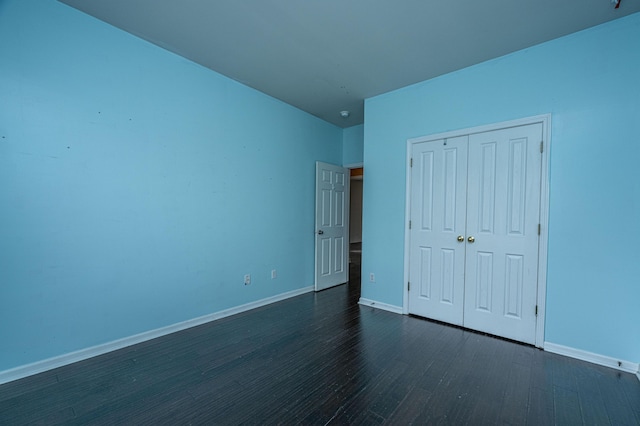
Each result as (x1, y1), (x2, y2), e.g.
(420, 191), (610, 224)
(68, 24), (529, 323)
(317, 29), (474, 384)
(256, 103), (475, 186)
(535, 114), (552, 348)
(404, 114), (551, 348)
(343, 161), (364, 169)
(406, 114), (553, 145)
(358, 298), (403, 314)
(0, 286), (314, 386)
(402, 138), (412, 315)
(544, 342), (640, 374)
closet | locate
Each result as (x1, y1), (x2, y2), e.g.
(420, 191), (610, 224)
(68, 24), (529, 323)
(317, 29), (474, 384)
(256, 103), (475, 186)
(407, 122), (543, 344)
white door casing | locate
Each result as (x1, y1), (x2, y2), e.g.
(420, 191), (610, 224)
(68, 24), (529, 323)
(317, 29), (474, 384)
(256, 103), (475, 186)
(405, 116), (549, 346)
(315, 162), (350, 291)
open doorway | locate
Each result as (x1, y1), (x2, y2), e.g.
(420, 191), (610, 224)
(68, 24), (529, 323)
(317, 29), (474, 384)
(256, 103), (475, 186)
(349, 167), (363, 267)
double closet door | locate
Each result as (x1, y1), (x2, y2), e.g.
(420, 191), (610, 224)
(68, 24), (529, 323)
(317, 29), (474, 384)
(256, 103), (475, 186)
(408, 123), (542, 345)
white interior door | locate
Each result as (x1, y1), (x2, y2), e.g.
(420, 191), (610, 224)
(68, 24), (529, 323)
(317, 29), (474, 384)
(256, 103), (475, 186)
(408, 136), (468, 325)
(463, 124), (542, 344)
(407, 123), (542, 345)
(315, 162), (349, 291)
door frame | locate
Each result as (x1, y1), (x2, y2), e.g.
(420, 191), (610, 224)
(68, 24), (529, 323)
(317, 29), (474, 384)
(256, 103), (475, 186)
(402, 114), (551, 348)
(347, 163), (364, 264)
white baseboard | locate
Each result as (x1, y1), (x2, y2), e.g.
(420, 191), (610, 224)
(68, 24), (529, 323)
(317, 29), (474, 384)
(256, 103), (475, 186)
(358, 297), (403, 315)
(544, 342), (639, 375)
(0, 286), (314, 386)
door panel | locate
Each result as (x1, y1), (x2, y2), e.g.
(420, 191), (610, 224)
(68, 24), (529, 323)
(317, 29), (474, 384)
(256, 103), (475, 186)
(474, 251), (494, 312)
(315, 162), (349, 291)
(408, 136), (468, 325)
(463, 124), (542, 344)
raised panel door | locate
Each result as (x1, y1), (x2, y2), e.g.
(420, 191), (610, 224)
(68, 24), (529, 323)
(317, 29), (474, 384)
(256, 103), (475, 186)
(315, 162), (349, 291)
(463, 124), (542, 344)
(408, 136), (468, 325)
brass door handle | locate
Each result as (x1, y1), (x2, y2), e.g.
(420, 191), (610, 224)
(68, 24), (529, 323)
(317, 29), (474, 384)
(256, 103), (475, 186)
(457, 235), (464, 242)
(468, 236), (475, 243)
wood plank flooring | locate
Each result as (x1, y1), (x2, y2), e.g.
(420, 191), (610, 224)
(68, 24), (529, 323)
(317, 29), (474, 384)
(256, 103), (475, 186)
(1, 263), (639, 425)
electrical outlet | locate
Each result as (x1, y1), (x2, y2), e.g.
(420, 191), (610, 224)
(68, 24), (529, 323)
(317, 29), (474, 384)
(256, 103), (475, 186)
(369, 273), (375, 282)
(271, 269), (277, 279)
(244, 274), (251, 285)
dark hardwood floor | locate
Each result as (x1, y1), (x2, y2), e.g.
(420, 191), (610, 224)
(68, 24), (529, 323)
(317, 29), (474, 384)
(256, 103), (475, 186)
(1, 262), (639, 425)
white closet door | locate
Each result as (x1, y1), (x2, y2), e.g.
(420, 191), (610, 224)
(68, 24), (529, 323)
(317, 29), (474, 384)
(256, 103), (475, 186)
(463, 124), (542, 344)
(408, 136), (468, 325)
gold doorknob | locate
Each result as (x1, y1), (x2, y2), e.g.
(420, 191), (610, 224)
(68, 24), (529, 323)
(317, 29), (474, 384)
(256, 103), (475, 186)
(457, 235), (464, 242)
(468, 236), (475, 243)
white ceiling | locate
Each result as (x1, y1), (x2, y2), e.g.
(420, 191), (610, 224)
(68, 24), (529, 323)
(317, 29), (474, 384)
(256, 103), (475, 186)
(59, 0), (640, 128)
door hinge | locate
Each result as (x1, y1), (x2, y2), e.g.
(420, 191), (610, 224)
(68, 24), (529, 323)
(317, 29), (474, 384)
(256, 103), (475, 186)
(538, 224), (541, 235)
(410, 158), (413, 167)
(408, 281), (411, 291)
(409, 220), (412, 229)
(540, 141), (544, 153)
(535, 305), (538, 316)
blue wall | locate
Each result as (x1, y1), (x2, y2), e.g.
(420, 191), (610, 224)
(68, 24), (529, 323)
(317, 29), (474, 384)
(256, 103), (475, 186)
(362, 13), (640, 363)
(0, 0), (342, 371)
(342, 124), (364, 166)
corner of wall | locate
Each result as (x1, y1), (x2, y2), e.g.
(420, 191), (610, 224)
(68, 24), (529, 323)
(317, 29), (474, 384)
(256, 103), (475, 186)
(342, 124), (364, 166)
